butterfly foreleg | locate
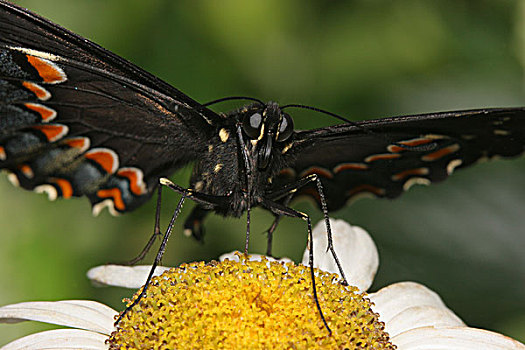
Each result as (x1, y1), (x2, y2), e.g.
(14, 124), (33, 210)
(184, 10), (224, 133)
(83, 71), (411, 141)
(268, 174), (349, 285)
(116, 177), (235, 325)
(261, 198), (331, 334)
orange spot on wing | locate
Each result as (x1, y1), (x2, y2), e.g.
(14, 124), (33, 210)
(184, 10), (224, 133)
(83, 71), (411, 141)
(365, 153), (401, 162)
(32, 124), (68, 142)
(333, 163), (368, 173)
(18, 164), (34, 178)
(0, 146), (5, 161)
(392, 168), (429, 181)
(63, 137), (90, 152)
(97, 188), (125, 210)
(299, 166), (333, 179)
(421, 144), (460, 161)
(26, 55), (66, 84)
(85, 149), (118, 174)
(22, 81), (51, 100)
(51, 178), (73, 198)
(388, 137), (436, 152)
(117, 168), (146, 195)
(24, 103), (56, 122)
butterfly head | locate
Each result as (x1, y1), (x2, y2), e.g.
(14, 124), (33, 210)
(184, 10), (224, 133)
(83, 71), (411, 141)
(240, 102), (294, 170)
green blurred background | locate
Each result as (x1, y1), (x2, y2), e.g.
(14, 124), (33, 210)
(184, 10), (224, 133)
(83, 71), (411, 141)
(1, 0), (525, 345)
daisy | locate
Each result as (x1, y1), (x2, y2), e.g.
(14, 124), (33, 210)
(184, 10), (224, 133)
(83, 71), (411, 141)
(0, 219), (523, 349)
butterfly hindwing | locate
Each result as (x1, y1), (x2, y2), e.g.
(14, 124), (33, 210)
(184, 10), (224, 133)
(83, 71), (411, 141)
(275, 108), (525, 210)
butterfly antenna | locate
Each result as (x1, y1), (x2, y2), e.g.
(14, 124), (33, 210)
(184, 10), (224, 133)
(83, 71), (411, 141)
(203, 96), (265, 107)
(281, 103), (435, 152)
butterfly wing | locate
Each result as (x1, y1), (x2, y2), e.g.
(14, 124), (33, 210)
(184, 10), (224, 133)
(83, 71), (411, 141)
(274, 108), (525, 210)
(0, 1), (221, 214)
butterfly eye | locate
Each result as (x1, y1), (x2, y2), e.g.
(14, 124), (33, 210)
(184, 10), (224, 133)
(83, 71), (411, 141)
(242, 112), (263, 139)
(276, 113), (294, 142)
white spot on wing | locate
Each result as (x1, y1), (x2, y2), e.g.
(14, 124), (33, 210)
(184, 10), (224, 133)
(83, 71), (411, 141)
(92, 199), (119, 217)
(34, 184), (58, 201)
(403, 177), (431, 191)
(8, 46), (63, 61)
(494, 129), (510, 136)
(7, 173), (20, 187)
(347, 192), (378, 205)
(447, 159), (463, 175)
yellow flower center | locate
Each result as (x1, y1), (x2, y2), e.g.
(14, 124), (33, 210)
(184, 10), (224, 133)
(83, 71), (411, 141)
(108, 254), (394, 349)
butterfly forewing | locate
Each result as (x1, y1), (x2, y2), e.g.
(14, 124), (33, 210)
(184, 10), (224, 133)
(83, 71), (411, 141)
(275, 108), (525, 210)
(0, 1), (220, 214)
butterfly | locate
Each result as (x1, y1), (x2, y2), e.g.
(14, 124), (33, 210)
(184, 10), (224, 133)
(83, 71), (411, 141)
(2, 0), (525, 329)
(1, 1), (523, 230)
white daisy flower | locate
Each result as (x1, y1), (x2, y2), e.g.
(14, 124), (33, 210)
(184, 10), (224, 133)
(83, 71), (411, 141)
(1, 219), (523, 349)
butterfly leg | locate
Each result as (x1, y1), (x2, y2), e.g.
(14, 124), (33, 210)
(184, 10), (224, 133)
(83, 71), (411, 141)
(116, 187), (188, 325)
(124, 185), (164, 265)
(261, 198), (332, 334)
(265, 193), (293, 257)
(115, 178), (234, 325)
(268, 174), (349, 286)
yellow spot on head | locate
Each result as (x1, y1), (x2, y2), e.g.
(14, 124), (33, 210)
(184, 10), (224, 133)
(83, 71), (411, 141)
(219, 128), (229, 142)
(282, 142), (293, 154)
(257, 123), (265, 141)
(194, 181), (204, 191)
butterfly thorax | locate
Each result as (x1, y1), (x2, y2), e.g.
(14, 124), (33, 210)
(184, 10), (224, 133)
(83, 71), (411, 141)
(189, 102), (295, 217)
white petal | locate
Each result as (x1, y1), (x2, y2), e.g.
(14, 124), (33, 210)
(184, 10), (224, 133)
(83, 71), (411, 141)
(0, 300), (115, 335)
(302, 219), (379, 291)
(1, 329), (108, 350)
(87, 264), (171, 289)
(392, 326), (525, 350)
(384, 305), (465, 338)
(220, 251), (293, 264)
(369, 282), (464, 337)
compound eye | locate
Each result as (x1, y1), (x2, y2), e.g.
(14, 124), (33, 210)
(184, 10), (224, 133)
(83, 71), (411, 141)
(276, 113), (294, 142)
(242, 112), (263, 139)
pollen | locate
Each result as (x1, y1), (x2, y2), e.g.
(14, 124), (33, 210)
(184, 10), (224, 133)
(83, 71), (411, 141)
(108, 254), (394, 349)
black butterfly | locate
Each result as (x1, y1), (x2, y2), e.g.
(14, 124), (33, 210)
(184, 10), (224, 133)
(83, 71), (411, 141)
(1, 1), (525, 327)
